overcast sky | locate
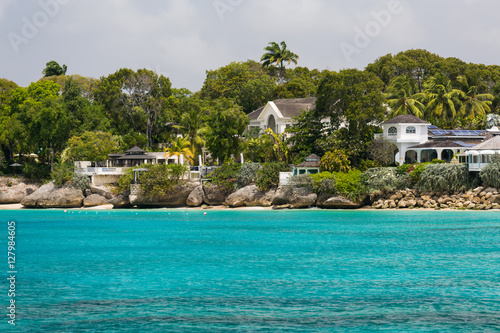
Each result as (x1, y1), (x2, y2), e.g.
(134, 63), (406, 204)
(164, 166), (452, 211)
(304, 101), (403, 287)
(1, 0), (499, 91)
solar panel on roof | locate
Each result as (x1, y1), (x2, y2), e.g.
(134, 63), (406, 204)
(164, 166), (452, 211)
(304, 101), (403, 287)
(428, 125), (438, 129)
(430, 129), (486, 136)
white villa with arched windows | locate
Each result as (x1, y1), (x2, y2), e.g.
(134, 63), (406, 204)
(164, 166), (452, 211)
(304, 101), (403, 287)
(247, 98), (316, 135)
(377, 114), (496, 166)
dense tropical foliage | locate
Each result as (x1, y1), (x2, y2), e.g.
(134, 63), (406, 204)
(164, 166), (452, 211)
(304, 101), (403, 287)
(2, 47), (500, 193)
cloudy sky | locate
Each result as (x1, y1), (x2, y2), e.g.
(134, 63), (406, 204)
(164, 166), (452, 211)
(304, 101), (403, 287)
(1, 0), (499, 91)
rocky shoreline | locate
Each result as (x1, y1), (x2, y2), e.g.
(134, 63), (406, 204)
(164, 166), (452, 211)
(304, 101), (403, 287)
(371, 187), (500, 210)
(2, 177), (500, 211)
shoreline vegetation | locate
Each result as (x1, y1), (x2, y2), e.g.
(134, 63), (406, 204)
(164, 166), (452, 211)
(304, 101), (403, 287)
(3, 49), (500, 207)
(2, 166), (500, 211)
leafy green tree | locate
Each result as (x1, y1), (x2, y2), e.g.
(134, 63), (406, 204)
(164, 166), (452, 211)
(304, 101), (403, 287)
(385, 75), (426, 118)
(0, 79), (20, 161)
(65, 131), (120, 162)
(366, 49), (443, 90)
(205, 99), (249, 164)
(95, 68), (172, 146)
(315, 69), (385, 165)
(320, 150), (351, 173)
(42, 60), (67, 77)
(287, 109), (324, 159)
(200, 60), (275, 113)
(62, 77), (110, 136)
(10, 81), (70, 168)
(261, 41), (299, 84)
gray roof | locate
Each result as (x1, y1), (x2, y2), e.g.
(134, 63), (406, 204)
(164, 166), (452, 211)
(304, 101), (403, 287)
(408, 141), (478, 149)
(125, 146), (147, 154)
(297, 154), (321, 168)
(247, 106), (265, 120)
(471, 136), (500, 150)
(248, 98), (316, 120)
(117, 154), (155, 160)
(383, 114), (430, 125)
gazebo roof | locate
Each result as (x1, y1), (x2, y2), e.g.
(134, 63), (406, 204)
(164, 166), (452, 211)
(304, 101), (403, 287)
(297, 154), (321, 168)
(125, 146), (147, 154)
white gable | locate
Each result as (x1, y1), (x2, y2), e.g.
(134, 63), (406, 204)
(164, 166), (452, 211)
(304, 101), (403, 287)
(257, 102), (285, 121)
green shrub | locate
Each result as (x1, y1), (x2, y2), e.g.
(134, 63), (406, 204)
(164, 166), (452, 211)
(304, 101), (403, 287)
(398, 163), (430, 184)
(51, 161), (75, 186)
(68, 173), (91, 192)
(431, 159), (445, 164)
(333, 170), (366, 203)
(311, 170), (366, 202)
(235, 162), (260, 189)
(117, 166), (138, 192)
(480, 153), (500, 188)
(209, 163), (241, 191)
(256, 162), (289, 191)
(361, 167), (411, 194)
(408, 163), (429, 184)
(140, 164), (188, 197)
(288, 174), (314, 192)
(310, 172), (336, 194)
(23, 162), (51, 180)
(418, 164), (470, 193)
(358, 159), (380, 172)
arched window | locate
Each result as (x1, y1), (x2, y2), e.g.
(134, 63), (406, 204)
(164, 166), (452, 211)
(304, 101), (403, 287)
(267, 115), (276, 133)
(388, 126), (397, 136)
(406, 126), (416, 134)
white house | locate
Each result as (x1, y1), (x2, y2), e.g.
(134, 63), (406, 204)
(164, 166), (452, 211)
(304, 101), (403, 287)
(378, 115), (431, 165)
(377, 114), (493, 165)
(247, 98), (316, 134)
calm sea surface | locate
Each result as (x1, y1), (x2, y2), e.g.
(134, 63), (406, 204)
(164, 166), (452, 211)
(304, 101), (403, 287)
(1, 209), (500, 332)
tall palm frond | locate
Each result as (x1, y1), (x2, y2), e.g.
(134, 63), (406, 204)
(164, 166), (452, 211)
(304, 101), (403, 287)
(456, 75), (494, 119)
(164, 136), (194, 165)
(261, 41), (299, 84)
(385, 76), (426, 118)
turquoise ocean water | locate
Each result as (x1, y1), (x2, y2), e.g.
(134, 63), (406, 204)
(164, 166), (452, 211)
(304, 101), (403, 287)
(1, 209), (500, 332)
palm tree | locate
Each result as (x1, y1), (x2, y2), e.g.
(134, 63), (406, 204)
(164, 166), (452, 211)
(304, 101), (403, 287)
(424, 74), (464, 127)
(176, 101), (207, 157)
(385, 76), (426, 119)
(261, 41), (299, 84)
(456, 75), (494, 119)
(164, 136), (194, 165)
(265, 128), (290, 163)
